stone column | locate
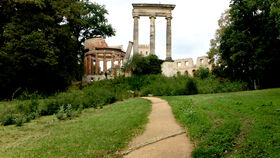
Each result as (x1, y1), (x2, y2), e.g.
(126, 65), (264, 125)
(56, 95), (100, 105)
(150, 16), (156, 55)
(90, 56), (94, 75)
(118, 57), (121, 69)
(103, 56), (107, 74)
(84, 56), (88, 75)
(95, 54), (99, 75)
(166, 16), (173, 61)
(88, 56), (92, 75)
(111, 57), (115, 75)
(133, 16), (139, 54)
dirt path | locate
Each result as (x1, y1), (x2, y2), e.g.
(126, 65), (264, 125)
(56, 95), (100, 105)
(123, 97), (193, 158)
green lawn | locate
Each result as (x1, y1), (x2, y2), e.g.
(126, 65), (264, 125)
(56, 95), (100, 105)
(162, 88), (280, 158)
(0, 98), (151, 158)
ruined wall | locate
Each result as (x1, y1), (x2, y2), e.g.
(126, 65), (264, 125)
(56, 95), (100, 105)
(162, 56), (212, 77)
(139, 44), (150, 56)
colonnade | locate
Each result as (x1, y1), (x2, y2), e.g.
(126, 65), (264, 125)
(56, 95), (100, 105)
(84, 53), (123, 75)
(132, 3), (175, 61)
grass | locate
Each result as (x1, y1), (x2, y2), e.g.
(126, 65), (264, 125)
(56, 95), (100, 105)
(0, 98), (151, 158)
(162, 88), (280, 158)
(1, 75), (247, 126)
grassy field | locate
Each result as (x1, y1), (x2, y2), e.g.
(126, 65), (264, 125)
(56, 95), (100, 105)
(0, 98), (151, 158)
(162, 88), (280, 158)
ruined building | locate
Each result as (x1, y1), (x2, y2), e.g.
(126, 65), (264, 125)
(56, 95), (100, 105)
(83, 38), (132, 82)
(174, 56), (212, 76)
(83, 3), (212, 81)
(139, 45), (150, 57)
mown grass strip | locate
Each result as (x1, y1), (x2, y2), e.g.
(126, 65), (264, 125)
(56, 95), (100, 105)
(162, 88), (280, 158)
(0, 98), (151, 158)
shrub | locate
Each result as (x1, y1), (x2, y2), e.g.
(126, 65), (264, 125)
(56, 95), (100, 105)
(1, 113), (16, 126)
(16, 99), (38, 114)
(15, 115), (24, 126)
(39, 100), (59, 116)
(56, 106), (66, 120)
(18, 91), (43, 100)
(194, 68), (210, 79)
(1, 73), (248, 126)
(185, 78), (198, 95)
(55, 104), (80, 120)
(124, 54), (163, 75)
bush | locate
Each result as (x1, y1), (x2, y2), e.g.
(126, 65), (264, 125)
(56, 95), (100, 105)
(18, 91), (43, 100)
(14, 115), (24, 126)
(1, 113), (16, 126)
(16, 99), (38, 114)
(185, 78), (198, 95)
(0, 73), (248, 126)
(196, 77), (247, 94)
(124, 54), (163, 75)
(194, 68), (210, 79)
(39, 100), (59, 116)
(55, 104), (80, 120)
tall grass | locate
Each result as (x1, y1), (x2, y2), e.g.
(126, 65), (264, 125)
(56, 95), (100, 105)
(0, 74), (247, 126)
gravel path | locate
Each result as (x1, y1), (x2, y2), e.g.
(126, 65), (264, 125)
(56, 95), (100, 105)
(123, 97), (193, 158)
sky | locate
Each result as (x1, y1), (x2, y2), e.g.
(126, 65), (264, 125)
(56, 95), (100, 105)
(91, 0), (230, 63)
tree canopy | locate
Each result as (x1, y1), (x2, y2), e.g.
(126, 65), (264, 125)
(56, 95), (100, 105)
(124, 54), (163, 76)
(209, 0), (280, 89)
(0, 0), (114, 99)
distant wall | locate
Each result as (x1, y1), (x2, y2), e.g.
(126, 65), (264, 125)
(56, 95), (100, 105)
(162, 56), (212, 77)
(139, 45), (150, 57)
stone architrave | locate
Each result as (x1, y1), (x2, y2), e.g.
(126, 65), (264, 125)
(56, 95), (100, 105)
(132, 3), (175, 60)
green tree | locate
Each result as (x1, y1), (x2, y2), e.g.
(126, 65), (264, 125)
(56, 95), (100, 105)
(0, 0), (114, 99)
(219, 0), (280, 88)
(124, 54), (163, 76)
(194, 68), (210, 80)
(207, 9), (230, 76)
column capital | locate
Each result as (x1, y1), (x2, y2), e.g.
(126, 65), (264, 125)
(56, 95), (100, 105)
(166, 16), (173, 20)
(133, 15), (140, 19)
(149, 16), (156, 19)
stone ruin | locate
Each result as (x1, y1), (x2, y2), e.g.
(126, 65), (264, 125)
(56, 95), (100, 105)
(172, 56), (212, 77)
(139, 44), (150, 57)
(83, 3), (212, 82)
(83, 38), (132, 82)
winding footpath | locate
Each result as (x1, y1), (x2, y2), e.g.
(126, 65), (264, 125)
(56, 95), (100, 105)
(123, 97), (193, 158)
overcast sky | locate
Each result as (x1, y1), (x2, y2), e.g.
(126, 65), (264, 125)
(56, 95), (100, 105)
(91, 0), (230, 62)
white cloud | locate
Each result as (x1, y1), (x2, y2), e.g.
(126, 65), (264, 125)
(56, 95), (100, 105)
(91, 0), (230, 62)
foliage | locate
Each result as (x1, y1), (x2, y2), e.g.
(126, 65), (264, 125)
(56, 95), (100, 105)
(193, 68), (211, 80)
(185, 78), (198, 95)
(0, 74), (247, 126)
(0, 0), (115, 100)
(207, 9), (230, 71)
(0, 98), (151, 157)
(55, 104), (80, 120)
(163, 88), (280, 157)
(196, 77), (247, 94)
(124, 54), (163, 75)
(216, 0), (280, 88)
(1, 113), (16, 126)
